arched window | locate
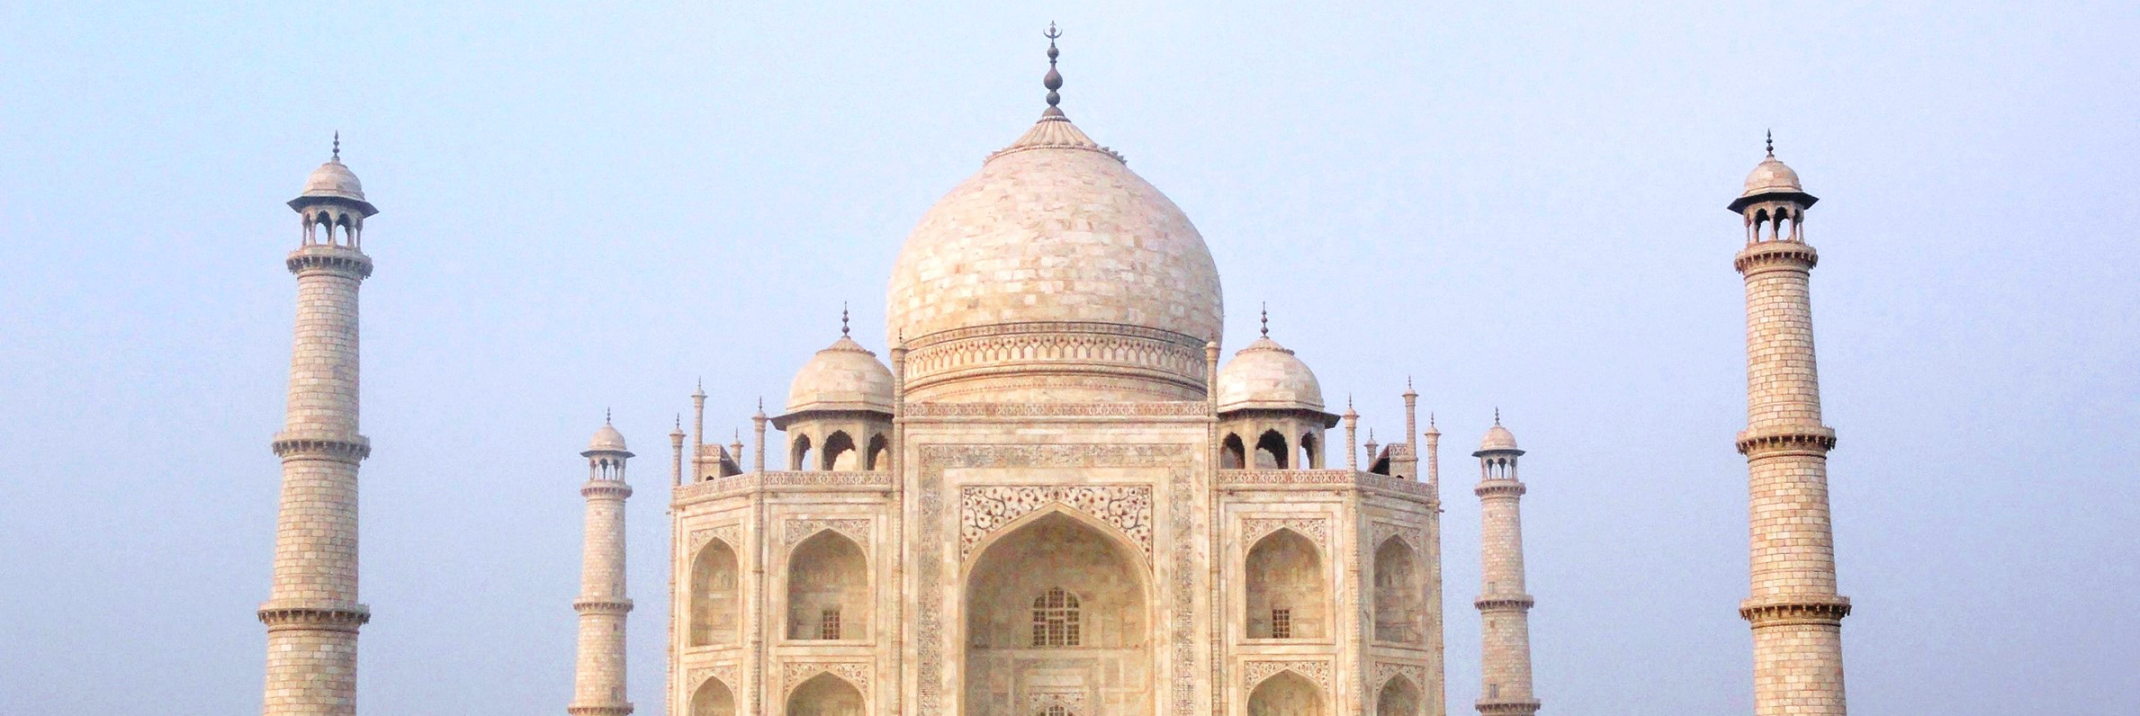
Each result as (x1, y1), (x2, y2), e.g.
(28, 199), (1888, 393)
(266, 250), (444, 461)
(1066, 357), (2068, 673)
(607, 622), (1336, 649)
(689, 540), (740, 647)
(1221, 433), (1247, 469)
(1374, 537), (1421, 643)
(787, 531), (867, 640)
(865, 433), (889, 471)
(1030, 587), (1081, 647)
(691, 676), (736, 716)
(790, 434), (813, 471)
(786, 672), (863, 716)
(1246, 529), (1324, 639)
(821, 431), (856, 471)
(1299, 433), (1319, 469)
(1255, 430), (1289, 469)
(1377, 674), (1423, 716)
(1248, 670), (1324, 716)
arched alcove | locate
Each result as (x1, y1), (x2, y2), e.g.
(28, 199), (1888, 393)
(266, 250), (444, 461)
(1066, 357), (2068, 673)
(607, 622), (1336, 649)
(690, 540), (740, 646)
(1376, 674), (1422, 716)
(823, 431), (857, 471)
(692, 677), (736, 716)
(965, 511), (1150, 716)
(1248, 671), (1323, 716)
(1298, 433), (1318, 469)
(1255, 430), (1289, 469)
(786, 672), (864, 716)
(1246, 529), (1324, 639)
(865, 434), (888, 471)
(1221, 433), (1247, 469)
(787, 531), (868, 640)
(791, 434), (814, 471)
(1373, 537), (1421, 643)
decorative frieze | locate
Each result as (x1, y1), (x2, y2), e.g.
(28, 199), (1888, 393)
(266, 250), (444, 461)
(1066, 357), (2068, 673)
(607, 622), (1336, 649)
(904, 401), (1210, 418)
(1243, 659), (1332, 690)
(783, 518), (872, 547)
(779, 660), (870, 692)
(1241, 517), (1329, 547)
(1371, 521), (1425, 552)
(960, 484), (1154, 559)
(1371, 661), (1427, 691)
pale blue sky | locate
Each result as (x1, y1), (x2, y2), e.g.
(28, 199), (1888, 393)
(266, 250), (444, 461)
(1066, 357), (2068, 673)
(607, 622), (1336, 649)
(2, 1), (2135, 714)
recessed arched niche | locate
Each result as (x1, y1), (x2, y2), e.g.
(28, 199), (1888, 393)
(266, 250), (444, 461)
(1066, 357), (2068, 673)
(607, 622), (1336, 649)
(1376, 674), (1423, 716)
(689, 540), (739, 647)
(787, 531), (868, 640)
(1246, 529), (1325, 639)
(785, 672), (863, 716)
(964, 511), (1151, 716)
(1248, 671), (1323, 716)
(691, 677), (735, 716)
(1373, 536), (1422, 644)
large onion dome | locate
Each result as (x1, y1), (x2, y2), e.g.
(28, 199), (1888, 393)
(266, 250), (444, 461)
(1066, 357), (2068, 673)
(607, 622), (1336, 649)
(885, 50), (1222, 403)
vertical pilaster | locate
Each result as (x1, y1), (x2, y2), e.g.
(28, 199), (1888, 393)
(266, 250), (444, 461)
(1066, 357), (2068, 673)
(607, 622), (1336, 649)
(261, 149), (376, 716)
(1731, 147), (1848, 716)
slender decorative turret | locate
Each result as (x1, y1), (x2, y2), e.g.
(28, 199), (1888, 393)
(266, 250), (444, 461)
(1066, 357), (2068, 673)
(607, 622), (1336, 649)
(1474, 414), (1539, 716)
(1730, 137), (1850, 716)
(259, 138), (377, 716)
(572, 416), (635, 716)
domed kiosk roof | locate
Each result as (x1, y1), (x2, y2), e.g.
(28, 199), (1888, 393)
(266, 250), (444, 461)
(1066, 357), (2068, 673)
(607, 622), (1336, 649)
(884, 38), (1222, 403)
(1476, 415), (1521, 454)
(783, 333), (894, 416)
(287, 135), (378, 216)
(1215, 334), (1325, 414)
(586, 418), (629, 455)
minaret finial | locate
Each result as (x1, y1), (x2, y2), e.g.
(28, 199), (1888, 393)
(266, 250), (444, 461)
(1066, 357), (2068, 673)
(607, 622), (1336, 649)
(1260, 303), (1270, 337)
(605, 407), (612, 425)
(1494, 407), (1501, 425)
(841, 302), (851, 337)
(332, 131), (341, 161)
(1043, 22), (1064, 115)
(1765, 130), (1774, 157)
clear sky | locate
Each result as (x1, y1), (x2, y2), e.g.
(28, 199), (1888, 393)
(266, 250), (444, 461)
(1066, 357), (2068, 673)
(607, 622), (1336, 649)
(2, 1), (2135, 714)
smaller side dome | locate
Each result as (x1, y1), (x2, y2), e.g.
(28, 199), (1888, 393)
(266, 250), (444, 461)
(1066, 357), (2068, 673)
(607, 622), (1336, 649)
(1741, 156), (1802, 197)
(1478, 424), (1519, 452)
(303, 158), (367, 202)
(1215, 337), (1324, 413)
(588, 423), (628, 453)
(785, 336), (894, 415)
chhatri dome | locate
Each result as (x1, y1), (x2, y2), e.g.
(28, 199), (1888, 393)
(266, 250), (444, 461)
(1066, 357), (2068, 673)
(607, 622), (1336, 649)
(586, 415), (628, 453)
(1478, 413), (1521, 453)
(784, 309), (895, 414)
(1215, 310), (1326, 413)
(886, 28), (1222, 402)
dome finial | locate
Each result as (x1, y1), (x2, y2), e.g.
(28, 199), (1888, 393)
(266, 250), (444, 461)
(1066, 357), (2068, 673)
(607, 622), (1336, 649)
(1042, 22), (1064, 115)
(841, 302), (851, 337)
(1494, 407), (1501, 425)
(332, 131), (340, 161)
(1260, 302), (1270, 337)
(1765, 129), (1774, 158)
(605, 407), (612, 425)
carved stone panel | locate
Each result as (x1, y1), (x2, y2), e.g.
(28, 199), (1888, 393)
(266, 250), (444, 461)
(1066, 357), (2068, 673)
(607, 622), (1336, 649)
(1243, 659), (1333, 690)
(1242, 517), (1330, 547)
(780, 660), (871, 692)
(960, 485), (1154, 560)
(783, 517), (872, 548)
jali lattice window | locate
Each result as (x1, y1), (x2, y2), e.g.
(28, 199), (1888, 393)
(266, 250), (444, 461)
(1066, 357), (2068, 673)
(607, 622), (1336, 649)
(1031, 587), (1081, 647)
(820, 607), (841, 640)
(1271, 607), (1293, 639)
(1043, 706), (1071, 716)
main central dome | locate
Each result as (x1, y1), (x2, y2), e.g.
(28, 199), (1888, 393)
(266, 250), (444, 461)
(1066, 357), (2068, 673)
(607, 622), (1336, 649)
(886, 107), (1224, 403)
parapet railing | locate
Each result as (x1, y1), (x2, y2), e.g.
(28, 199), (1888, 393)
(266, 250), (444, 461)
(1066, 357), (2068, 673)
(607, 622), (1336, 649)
(1217, 469), (1437, 499)
(674, 470), (896, 501)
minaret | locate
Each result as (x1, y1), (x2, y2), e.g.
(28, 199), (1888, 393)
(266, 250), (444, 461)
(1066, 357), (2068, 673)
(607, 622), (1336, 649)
(1474, 413), (1539, 716)
(572, 415), (635, 716)
(258, 137), (377, 716)
(1730, 136), (1850, 716)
